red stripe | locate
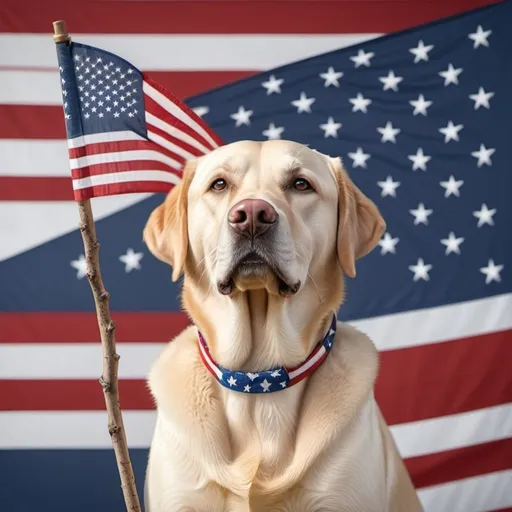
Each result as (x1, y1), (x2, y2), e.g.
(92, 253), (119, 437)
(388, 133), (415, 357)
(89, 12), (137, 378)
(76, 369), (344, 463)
(198, 345), (219, 380)
(0, 379), (154, 411)
(405, 437), (512, 489)
(0, 0), (501, 34)
(288, 349), (328, 386)
(376, 329), (512, 424)
(144, 94), (216, 153)
(69, 140), (185, 168)
(0, 177), (74, 201)
(73, 180), (174, 201)
(70, 159), (178, 180)
(0, 312), (191, 343)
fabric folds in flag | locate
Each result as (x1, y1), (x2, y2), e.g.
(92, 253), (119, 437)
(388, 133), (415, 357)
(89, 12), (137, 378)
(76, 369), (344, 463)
(55, 41), (223, 200)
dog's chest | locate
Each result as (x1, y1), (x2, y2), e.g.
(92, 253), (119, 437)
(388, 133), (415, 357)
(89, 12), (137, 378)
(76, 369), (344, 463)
(224, 390), (300, 477)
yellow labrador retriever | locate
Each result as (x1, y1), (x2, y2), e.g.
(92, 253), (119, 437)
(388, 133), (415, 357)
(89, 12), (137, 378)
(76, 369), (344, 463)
(142, 140), (422, 511)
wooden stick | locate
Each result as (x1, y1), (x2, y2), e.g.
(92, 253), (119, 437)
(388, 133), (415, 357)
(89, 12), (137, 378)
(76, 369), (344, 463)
(52, 20), (142, 512)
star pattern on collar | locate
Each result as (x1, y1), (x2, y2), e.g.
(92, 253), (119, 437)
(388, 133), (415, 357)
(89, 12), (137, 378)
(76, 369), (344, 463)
(197, 315), (337, 394)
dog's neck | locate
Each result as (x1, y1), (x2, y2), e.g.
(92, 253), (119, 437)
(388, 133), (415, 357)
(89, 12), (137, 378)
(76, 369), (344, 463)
(183, 274), (342, 372)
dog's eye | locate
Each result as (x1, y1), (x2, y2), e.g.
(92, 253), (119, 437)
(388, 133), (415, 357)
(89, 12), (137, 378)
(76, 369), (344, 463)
(293, 178), (312, 192)
(210, 178), (227, 191)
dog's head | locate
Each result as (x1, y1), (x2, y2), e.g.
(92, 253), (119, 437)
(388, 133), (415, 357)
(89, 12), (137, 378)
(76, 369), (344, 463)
(143, 140), (385, 299)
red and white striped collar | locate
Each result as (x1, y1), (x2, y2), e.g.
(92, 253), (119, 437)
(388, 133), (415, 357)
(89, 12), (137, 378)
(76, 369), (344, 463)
(197, 315), (337, 394)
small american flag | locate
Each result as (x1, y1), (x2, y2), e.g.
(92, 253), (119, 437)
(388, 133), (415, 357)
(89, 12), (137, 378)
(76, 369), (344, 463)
(55, 41), (223, 200)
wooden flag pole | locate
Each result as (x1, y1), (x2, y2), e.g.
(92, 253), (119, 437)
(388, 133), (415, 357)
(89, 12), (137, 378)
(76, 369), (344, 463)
(52, 21), (142, 512)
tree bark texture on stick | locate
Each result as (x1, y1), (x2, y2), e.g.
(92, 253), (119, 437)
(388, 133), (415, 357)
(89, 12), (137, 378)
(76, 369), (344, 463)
(52, 20), (142, 512)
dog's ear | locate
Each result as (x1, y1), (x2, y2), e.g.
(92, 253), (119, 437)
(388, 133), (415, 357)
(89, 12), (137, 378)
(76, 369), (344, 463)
(143, 160), (197, 282)
(329, 157), (386, 278)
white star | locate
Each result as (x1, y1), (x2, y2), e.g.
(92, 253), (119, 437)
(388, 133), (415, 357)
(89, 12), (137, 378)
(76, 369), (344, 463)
(377, 176), (400, 197)
(471, 144), (495, 167)
(119, 248), (143, 272)
(377, 122), (400, 143)
(291, 92), (315, 113)
(439, 63), (463, 86)
(227, 376), (237, 387)
(378, 233), (399, 255)
(247, 372), (259, 381)
(469, 25), (492, 48)
(350, 49), (374, 68)
(409, 40), (434, 63)
(469, 87), (494, 109)
(408, 147), (431, 171)
(73, 55), (80, 62)
(409, 203), (433, 225)
(348, 147), (371, 168)
(480, 259), (503, 284)
(441, 232), (465, 255)
(320, 66), (343, 87)
(440, 175), (464, 198)
(70, 254), (87, 279)
(113, 112), (120, 118)
(99, 112), (105, 118)
(261, 74), (283, 95)
(262, 122), (284, 140)
(260, 379), (272, 392)
(473, 204), (496, 227)
(439, 121), (463, 143)
(230, 106), (253, 126)
(271, 369), (281, 378)
(409, 94), (432, 116)
(379, 70), (403, 91)
(320, 117), (342, 138)
(280, 381), (287, 388)
(349, 92), (372, 113)
(409, 258), (432, 281)
(243, 385), (251, 392)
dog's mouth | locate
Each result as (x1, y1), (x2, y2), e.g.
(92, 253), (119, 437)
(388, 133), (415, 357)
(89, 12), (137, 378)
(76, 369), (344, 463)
(217, 250), (300, 298)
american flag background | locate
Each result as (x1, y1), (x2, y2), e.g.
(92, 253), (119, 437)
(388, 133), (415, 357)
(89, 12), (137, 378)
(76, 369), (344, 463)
(1, 1), (511, 511)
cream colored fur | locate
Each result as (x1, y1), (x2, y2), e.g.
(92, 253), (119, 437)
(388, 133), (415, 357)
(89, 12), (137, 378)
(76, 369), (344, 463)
(143, 140), (423, 511)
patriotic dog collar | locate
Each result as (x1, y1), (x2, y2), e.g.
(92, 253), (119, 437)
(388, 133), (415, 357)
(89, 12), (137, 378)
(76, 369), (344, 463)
(197, 315), (337, 394)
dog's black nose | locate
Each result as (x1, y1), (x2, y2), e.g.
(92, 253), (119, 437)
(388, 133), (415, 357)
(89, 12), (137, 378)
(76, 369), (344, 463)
(228, 199), (277, 238)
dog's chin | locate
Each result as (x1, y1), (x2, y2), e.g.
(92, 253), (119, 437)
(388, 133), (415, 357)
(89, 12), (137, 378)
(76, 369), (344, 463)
(217, 256), (301, 298)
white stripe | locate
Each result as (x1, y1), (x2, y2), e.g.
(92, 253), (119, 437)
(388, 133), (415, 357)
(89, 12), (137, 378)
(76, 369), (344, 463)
(1, 405), (510, 455)
(390, 403), (512, 458)
(69, 149), (181, 171)
(143, 81), (219, 150)
(147, 130), (195, 161)
(73, 170), (181, 190)
(418, 470), (512, 512)
(2, 294), (510, 378)
(68, 131), (145, 148)
(0, 195), (151, 262)
(0, 139), (69, 177)
(0, 33), (379, 70)
(0, 411), (155, 449)
(0, 343), (165, 379)
(287, 346), (326, 380)
(350, 293), (512, 351)
(0, 70), (62, 105)
(146, 112), (211, 154)
(198, 341), (223, 379)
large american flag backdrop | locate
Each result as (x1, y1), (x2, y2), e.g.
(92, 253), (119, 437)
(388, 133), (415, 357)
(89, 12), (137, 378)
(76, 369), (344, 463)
(1, 1), (511, 511)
